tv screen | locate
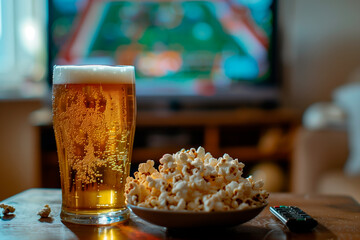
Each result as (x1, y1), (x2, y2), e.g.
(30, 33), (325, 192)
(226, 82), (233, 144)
(48, 0), (278, 108)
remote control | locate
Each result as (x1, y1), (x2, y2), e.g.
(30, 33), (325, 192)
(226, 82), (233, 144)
(270, 206), (318, 232)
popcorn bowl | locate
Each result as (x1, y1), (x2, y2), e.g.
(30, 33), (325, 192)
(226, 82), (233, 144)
(128, 203), (267, 228)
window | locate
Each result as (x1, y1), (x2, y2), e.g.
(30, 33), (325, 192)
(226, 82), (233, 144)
(0, 0), (47, 98)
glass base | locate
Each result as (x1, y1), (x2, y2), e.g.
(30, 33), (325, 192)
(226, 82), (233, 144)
(60, 208), (130, 225)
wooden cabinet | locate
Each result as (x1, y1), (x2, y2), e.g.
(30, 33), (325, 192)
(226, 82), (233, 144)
(134, 109), (299, 163)
(36, 108), (300, 188)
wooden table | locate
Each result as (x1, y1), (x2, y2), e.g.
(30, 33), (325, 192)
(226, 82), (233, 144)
(1, 189), (359, 240)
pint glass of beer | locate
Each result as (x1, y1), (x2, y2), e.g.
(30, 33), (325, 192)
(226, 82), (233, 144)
(52, 65), (136, 225)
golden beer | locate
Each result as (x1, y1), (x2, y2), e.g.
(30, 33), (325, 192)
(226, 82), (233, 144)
(52, 65), (136, 224)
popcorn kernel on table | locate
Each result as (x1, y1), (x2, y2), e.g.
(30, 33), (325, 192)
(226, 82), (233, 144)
(0, 203), (15, 215)
(38, 204), (51, 218)
(125, 147), (269, 212)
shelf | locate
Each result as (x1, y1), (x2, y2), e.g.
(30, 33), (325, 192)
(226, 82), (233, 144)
(137, 108), (300, 127)
(132, 108), (299, 164)
(132, 146), (290, 164)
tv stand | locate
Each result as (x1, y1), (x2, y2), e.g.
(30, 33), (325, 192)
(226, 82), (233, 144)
(134, 108), (300, 163)
(35, 108), (300, 189)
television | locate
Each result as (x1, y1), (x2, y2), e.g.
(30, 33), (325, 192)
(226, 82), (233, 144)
(48, 0), (279, 110)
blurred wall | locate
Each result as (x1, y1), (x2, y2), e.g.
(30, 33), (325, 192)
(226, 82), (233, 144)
(279, 0), (360, 111)
(0, 100), (42, 200)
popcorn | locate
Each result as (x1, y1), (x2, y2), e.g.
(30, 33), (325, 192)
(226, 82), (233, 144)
(0, 204), (15, 215)
(38, 205), (51, 218)
(125, 147), (269, 212)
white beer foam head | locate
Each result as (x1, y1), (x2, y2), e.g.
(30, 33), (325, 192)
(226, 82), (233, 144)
(53, 65), (135, 84)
